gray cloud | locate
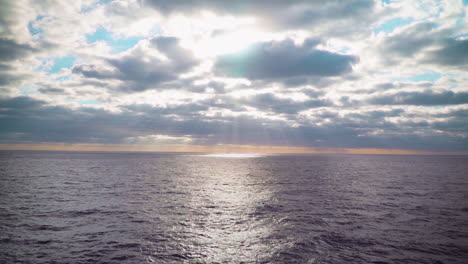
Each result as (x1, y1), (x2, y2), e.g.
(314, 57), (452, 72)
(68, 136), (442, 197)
(0, 38), (37, 61)
(72, 64), (107, 79)
(0, 0), (35, 39)
(1, 96), (467, 151)
(0, 96), (171, 144)
(214, 38), (358, 80)
(73, 36), (199, 92)
(381, 22), (438, 58)
(0, 71), (28, 87)
(0, 37), (57, 91)
(38, 87), (66, 94)
(426, 38), (468, 66)
(379, 22), (468, 68)
(142, 0), (377, 32)
(368, 90), (468, 106)
(237, 93), (329, 114)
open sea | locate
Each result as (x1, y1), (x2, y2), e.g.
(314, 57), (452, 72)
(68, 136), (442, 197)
(1, 151), (468, 264)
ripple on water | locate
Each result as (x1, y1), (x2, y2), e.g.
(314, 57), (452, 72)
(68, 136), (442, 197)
(0, 152), (468, 263)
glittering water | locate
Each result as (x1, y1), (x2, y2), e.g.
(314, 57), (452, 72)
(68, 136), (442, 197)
(1, 151), (468, 264)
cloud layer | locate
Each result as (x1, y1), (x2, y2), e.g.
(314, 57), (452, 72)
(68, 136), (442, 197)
(0, 0), (467, 152)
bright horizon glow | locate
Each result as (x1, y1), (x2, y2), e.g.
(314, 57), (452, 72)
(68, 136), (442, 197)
(1, 144), (467, 156)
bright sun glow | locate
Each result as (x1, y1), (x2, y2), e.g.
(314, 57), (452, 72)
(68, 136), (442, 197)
(170, 12), (261, 58)
(193, 29), (263, 58)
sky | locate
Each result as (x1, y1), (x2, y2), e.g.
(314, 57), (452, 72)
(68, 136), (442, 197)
(0, 0), (467, 154)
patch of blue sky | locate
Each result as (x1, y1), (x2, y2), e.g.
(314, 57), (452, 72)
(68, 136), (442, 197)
(428, 0), (444, 18)
(338, 47), (350, 53)
(464, 0), (468, 6)
(430, 105), (445, 109)
(86, 27), (143, 53)
(445, 72), (461, 78)
(399, 72), (442, 82)
(19, 84), (39, 95)
(375, 71), (392, 75)
(55, 75), (73, 81)
(79, 99), (102, 105)
(28, 15), (46, 36)
(453, 33), (468, 40)
(81, 0), (115, 13)
(150, 26), (164, 35)
(109, 36), (143, 53)
(86, 27), (111, 43)
(28, 22), (42, 35)
(374, 17), (414, 33)
(456, 17), (466, 28)
(48, 56), (75, 74)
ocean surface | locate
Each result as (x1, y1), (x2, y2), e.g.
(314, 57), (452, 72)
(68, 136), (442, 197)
(1, 151), (468, 264)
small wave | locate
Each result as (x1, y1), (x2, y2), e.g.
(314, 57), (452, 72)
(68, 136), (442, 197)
(268, 240), (319, 263)
(111, 242), (142, 249)
(36, 240), (53, 244)
(111, 255), (136, 261)
(64, 208), (101, 217)
(316, 232), (377, 248)
(26, 224), (69, 232)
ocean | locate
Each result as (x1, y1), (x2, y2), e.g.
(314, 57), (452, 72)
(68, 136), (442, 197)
(1, 151), (467, 263)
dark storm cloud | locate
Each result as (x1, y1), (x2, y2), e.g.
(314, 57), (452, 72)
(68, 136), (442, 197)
(214, 38), (358, 80)
(368, 90), (468, 106)
(72, 36), (199, 92)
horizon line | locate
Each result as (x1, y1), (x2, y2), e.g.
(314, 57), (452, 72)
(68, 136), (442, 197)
(1, 143), (467, 156)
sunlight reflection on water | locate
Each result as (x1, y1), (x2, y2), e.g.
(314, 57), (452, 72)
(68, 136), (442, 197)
(174, 156), (277, 262)
(202, 153), (266, 158)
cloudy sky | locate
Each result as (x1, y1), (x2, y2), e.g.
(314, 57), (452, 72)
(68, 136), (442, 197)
(0, 0), (467, 153)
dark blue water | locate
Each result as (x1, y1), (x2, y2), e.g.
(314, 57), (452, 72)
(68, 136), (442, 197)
(1, 151), (468, 263)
